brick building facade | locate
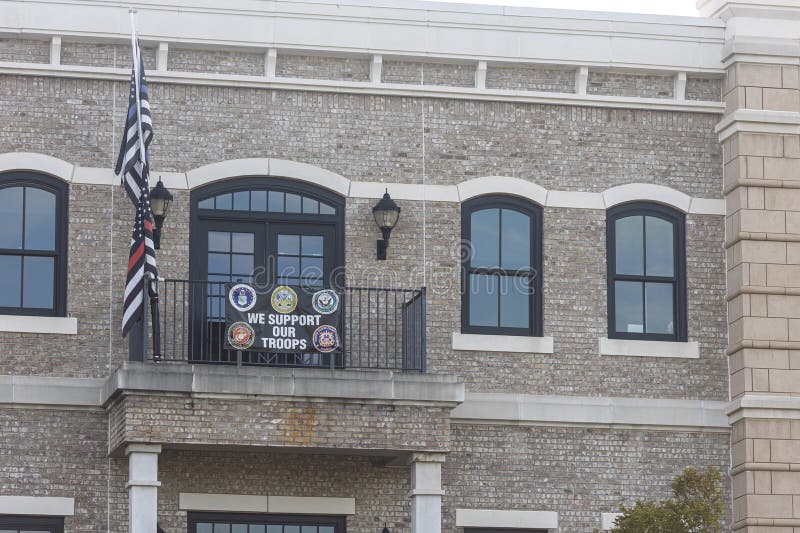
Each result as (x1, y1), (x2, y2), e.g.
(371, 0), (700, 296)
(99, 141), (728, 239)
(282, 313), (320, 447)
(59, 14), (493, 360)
(0, 0), (793, 531)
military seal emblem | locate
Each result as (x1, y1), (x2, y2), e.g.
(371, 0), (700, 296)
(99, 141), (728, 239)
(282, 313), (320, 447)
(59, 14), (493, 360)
(312, 289), (339, 314)
(271, 285), (298, 314)
(228, 283), (257, 312)
(227, 321), (255, 350)
(312, 325), (339, 353)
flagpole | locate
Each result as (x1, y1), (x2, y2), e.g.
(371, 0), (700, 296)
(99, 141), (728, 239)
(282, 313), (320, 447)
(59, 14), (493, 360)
(128, 8), (147, 181)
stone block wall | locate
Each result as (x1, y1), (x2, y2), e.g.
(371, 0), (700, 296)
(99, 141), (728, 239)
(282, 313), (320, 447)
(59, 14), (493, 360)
(723, 60), (800, 532)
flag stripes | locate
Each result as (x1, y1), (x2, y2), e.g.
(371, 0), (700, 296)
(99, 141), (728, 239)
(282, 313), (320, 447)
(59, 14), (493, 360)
(116, 39), (158, 338)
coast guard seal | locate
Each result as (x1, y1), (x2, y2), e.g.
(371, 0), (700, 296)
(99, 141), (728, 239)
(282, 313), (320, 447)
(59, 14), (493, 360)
(312, 325), (339, 353)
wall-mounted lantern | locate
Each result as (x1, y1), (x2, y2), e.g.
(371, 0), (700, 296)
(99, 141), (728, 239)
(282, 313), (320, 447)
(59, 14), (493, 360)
(381, 525), (390, 533)
(372, 190), (401, 260)
(149, 178), (173, 249)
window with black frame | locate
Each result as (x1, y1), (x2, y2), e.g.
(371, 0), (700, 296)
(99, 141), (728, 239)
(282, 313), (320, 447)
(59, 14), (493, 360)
(465, 529), (546, 533)
(607, 202), (686, 341)
(461, 195), (542, 337)
(0, 516), (64, 533)
(188, 512), (345, 533)
(0, 172), (68, 317)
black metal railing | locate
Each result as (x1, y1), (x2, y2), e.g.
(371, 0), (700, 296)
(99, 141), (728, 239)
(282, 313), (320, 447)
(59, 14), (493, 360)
(147, 279), (426, 372)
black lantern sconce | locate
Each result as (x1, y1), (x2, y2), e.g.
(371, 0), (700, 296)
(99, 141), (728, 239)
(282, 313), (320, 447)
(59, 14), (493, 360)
(372, 190), (401, 260)
(381, 525), (390, 533)
(149, 178), (173, 249)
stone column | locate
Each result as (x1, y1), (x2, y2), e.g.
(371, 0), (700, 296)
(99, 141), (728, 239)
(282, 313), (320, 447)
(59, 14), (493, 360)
(126, 444), (162, 533)
(701, 1), (800, 531)
(410, 452), (445, 533)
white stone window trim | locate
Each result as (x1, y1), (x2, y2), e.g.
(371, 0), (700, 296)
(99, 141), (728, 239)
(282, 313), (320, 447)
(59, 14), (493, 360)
(455, 509), (559, 529)
(0, 315), (77, 335)
(178, 493), (356, 515)
(598, 337), (700, 359)
(601, 512), (624, 531)
(452, 332), (554, 354)
(5, 151), (722, 216)
(0, 495), (75, 516)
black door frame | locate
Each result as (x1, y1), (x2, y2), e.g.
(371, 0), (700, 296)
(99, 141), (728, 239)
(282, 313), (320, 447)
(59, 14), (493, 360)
(188, 512), (346, 532)
(189, 176), (346, 289)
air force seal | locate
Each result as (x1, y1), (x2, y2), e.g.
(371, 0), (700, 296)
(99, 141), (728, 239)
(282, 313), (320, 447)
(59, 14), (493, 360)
(229, 283), (257, 312)
(312, 289), (339, 314)
(227, 321), (255, 350)
(312, 325), (339, 353)
(271, 285), (298, 314)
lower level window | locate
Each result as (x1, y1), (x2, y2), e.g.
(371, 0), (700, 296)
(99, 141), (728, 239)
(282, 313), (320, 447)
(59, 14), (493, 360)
(0, 516), (64, 533)
(189, 514), (345, 533)
(466, 530), (546, 533)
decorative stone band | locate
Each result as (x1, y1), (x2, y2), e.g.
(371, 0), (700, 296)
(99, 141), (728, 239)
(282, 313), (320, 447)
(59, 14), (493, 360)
(0, 315), (77, 335)
(0, 496), (75, 516)
(452, 333), (554, 354)
(0, 372), (729, 431)
(598, 338), (700, 359)
(726, 394), (800, 424)
(0, 154), (726, 216)
(601, 513), (624, 531)
(452, 392), (729, 431)
(178, 493), (356, 515)
(455, 509), (559, 529)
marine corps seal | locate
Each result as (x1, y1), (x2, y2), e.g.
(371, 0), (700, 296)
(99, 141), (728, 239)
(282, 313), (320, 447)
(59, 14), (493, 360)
(227, 321), (255, 350)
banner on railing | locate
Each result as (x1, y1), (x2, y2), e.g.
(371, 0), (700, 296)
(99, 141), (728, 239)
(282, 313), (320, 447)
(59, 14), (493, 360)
(225, 283), (341, 353)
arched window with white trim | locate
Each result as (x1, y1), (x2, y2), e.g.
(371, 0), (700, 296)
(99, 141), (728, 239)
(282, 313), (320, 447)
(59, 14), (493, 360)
(607, 202), (686, 341)
(461, 195), (543, 336)
(0, 171), (68, 316)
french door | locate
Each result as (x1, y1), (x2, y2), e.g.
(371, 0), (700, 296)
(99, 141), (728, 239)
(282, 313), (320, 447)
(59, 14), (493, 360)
(189, 513), (346, 533)
(188, 179), (344, 366)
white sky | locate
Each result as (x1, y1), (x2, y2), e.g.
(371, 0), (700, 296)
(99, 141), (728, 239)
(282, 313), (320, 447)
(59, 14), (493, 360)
(424, 0), (699, 17)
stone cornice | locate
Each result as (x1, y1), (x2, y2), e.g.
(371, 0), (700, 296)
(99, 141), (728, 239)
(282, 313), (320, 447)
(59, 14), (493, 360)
(0, 0), (724, 72)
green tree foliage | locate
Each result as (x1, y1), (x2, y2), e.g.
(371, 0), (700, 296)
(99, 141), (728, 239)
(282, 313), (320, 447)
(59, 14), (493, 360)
(603, 466), (724, 533)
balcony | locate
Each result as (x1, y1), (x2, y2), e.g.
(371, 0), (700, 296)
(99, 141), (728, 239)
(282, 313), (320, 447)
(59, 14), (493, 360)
(135, 280), (426, 372)
(109, 280), (462, 456)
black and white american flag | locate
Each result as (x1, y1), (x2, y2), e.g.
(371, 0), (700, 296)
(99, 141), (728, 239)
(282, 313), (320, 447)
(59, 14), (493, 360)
(114, 41), (157, 338)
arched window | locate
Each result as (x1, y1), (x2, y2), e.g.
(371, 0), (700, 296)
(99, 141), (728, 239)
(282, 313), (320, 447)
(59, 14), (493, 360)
(0, 172), (68, 316)
(461, 195), (543, 336)
(607, 202), (686, 341)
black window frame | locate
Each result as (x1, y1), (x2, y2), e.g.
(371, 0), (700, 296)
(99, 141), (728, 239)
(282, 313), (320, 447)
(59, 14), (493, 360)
(461, 195), (543, 337)
(189, 177), (346, 290)
(0, 171), (69, 317)
(188, 512), (346, 533)
(465, 529), (547, 533)
(0, 515), (65, 533)
(606, 201), (687, 342)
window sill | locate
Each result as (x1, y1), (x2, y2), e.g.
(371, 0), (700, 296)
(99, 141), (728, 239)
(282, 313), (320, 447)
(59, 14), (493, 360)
(0, 315), (77, 335)
(598, 337), (699, 359)
(452, 332), (554, 354)
(0, 495), (74, 516)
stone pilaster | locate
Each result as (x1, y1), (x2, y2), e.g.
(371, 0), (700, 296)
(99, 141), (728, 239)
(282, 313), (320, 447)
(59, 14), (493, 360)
(703, 0), (800, 530)
(126, 444), (161, 533)
(410, 452), (446, 533)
